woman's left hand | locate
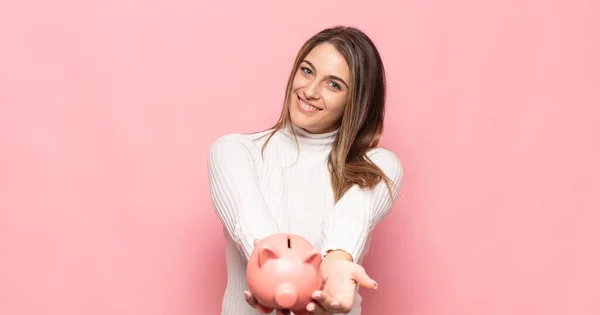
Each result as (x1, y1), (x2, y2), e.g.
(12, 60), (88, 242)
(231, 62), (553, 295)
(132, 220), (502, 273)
(305, 252), (378, 314)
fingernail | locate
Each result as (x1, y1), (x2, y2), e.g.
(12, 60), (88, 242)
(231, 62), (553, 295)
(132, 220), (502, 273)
(243, 291), (251, 300)
(306, 303), (315, 312)
(313, 292), (322, 299)
(373, 280), (379, 289)
(331, 301), (340, 308)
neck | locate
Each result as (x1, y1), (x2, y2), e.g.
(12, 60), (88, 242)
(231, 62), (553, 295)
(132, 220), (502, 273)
(280, 122), (338, 150)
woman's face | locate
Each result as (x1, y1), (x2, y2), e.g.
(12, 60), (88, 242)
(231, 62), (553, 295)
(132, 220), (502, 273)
(289, 43), (350, 134)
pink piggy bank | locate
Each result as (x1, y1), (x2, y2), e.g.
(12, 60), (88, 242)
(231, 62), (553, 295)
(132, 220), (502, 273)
(246, 233), (323, 314)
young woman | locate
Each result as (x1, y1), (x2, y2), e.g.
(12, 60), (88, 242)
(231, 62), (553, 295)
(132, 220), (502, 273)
(208, 26), (404, 315)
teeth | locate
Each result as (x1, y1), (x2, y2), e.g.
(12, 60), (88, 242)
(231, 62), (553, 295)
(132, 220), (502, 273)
(299, 99), (319, 111)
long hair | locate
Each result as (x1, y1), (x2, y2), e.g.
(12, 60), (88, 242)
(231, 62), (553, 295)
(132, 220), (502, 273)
(261, 26), (393, 203)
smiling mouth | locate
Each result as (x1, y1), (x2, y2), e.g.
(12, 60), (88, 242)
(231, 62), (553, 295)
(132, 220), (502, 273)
(297, 95), (322, 111)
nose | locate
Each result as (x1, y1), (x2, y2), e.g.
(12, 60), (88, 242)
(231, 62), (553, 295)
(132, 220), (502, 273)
(303, 80), (320, 100)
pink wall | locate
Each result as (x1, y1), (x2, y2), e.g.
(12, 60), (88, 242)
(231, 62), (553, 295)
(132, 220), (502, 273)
(1, 0), (599, 314)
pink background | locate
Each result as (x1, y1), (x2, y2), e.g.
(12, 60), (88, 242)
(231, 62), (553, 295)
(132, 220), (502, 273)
(1, 0), (599, 314)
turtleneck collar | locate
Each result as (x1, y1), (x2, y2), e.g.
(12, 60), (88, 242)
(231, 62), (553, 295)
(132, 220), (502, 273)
(280, 122), (339, 149)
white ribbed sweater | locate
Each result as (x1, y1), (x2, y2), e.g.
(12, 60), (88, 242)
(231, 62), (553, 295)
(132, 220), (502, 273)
(207, 123), (404, 315)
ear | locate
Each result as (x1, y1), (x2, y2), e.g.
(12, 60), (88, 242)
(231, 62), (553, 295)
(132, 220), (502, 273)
(258, 245), (280, 267)
(303, 250), (322, 269)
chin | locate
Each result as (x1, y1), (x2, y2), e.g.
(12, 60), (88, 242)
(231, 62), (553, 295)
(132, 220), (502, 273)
(289, 111), (311, 130)
(290, 118), (327, 134)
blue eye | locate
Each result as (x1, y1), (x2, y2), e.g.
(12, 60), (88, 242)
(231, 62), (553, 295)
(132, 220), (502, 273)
(329, 82), (341, 90)
(301, 67), (312, 75)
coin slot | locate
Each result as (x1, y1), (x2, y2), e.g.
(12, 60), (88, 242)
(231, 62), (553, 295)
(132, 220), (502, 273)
(287, 236), (291, 249)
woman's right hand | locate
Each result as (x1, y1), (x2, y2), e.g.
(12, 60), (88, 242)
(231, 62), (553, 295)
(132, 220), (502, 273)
(243, 290), (291, 315)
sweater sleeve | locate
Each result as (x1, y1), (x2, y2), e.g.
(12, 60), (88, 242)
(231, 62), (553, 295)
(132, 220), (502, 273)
(207, 133), (280, 260)
(320, 147), (404, 262)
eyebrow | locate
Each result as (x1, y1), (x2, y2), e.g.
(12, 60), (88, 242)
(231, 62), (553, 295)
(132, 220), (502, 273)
(302, 60), (349, 88)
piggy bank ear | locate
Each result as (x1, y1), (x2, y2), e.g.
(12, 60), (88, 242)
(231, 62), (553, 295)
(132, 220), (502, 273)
(258, 245), (280, 267)
(303, 250), (321, 269)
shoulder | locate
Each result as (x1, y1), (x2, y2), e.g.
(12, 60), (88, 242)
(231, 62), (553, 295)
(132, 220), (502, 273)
(366, 147), (402, 168)
(208, 130), (274, 162)
(209, 132), (256, 155)
(210, 128), (274, 148)
(366, 147), (404, 181)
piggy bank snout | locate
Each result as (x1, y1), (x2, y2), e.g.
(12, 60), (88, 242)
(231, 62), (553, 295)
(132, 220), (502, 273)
(274, 284), (297, 309)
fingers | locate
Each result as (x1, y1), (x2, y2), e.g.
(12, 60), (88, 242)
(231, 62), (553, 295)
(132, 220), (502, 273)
(243, 291), (273, 314)
(243, 290), (257, 307)
(305, 301), (334, 315)
(253, 239), (261, 247)
(255, 304), (274, 314)
(322, 274), (329, 287)
(352, 266), (378, 290)
(309, 290), (341, 313)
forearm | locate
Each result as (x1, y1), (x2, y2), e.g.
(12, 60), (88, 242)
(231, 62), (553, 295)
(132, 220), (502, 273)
(320, 148), (404, 262)
(208, 134), (279, 260)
